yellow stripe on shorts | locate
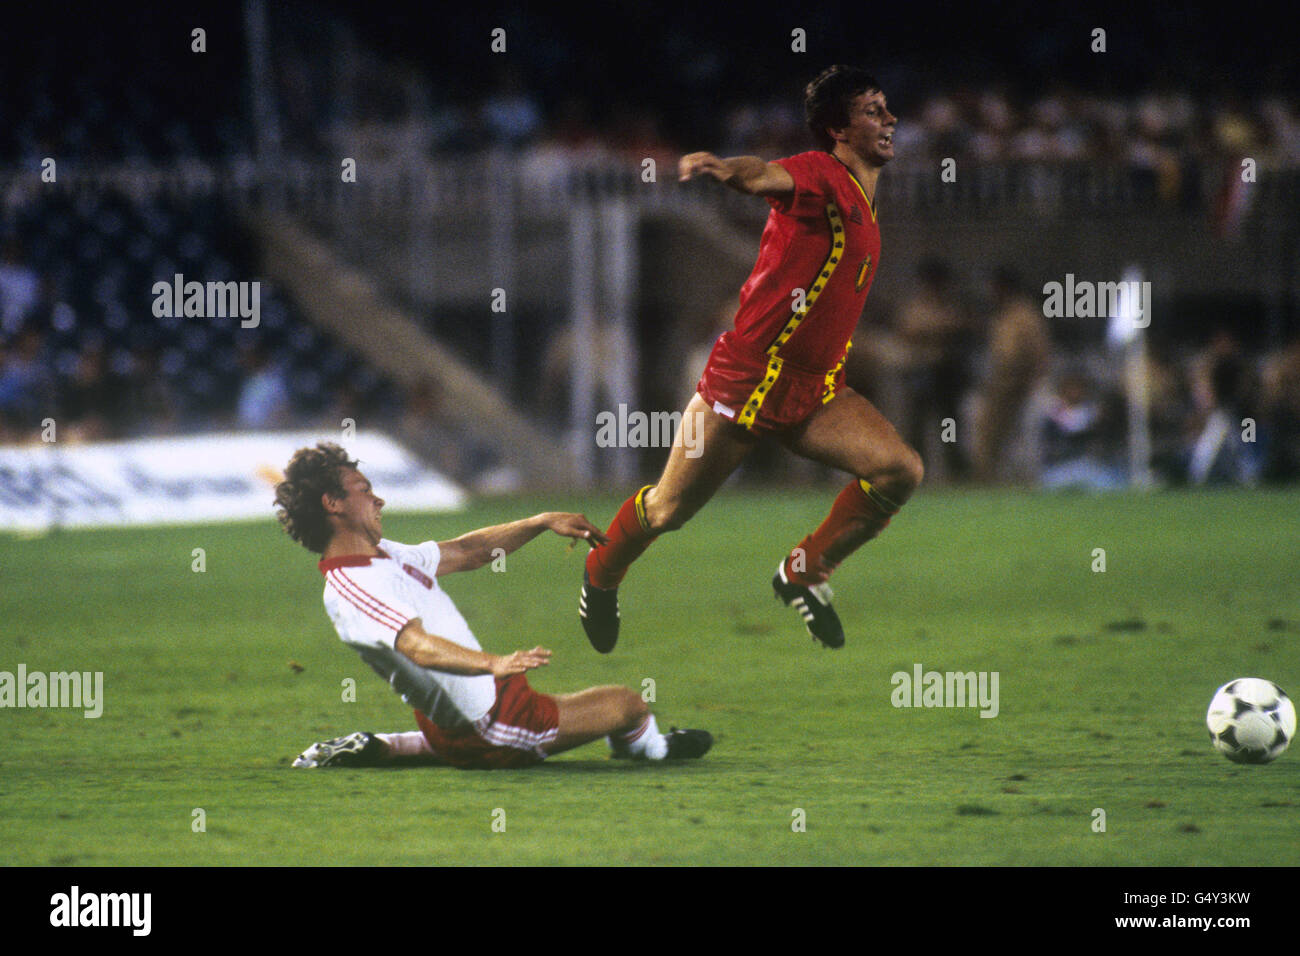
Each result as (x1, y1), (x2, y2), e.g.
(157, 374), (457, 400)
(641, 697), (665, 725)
(822, 340), (852, 404)
(736, 354), (784, 429)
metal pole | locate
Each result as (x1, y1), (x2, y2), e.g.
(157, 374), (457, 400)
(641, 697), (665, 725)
(488, 149), (516, 391)
(243, 0), (282, 210)
(601, 200), (638, 484)
(569, 203), (597, 486)
(1109, 265), (1154, 488)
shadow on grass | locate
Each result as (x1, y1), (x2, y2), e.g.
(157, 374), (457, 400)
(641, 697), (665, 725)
(535, 759), (715, 774)
(280, 760), (710, 774)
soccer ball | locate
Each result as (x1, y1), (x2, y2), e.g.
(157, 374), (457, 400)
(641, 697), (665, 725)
(1205, 678), (1296, 764)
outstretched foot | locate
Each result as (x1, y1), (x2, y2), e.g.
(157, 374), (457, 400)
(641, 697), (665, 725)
(610, 726), (713, 760)
(292, 731), (384, 768)
(665, 727), (713, 759)
(772, 560), (845, 649)
(580, 569), (620, 653)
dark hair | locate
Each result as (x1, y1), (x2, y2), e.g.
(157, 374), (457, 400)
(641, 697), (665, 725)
(274, 442), (358, 554)
(804, 65), (882, 151)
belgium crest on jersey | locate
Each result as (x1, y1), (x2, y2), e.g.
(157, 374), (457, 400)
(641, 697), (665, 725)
(855, 254), (874, 292)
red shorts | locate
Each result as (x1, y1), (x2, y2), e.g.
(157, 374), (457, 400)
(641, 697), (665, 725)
(697, 331), (847, 435)
(414, 674), (560, 770)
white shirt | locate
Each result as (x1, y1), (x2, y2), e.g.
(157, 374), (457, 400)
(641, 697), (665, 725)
(319, 538), (495, 729)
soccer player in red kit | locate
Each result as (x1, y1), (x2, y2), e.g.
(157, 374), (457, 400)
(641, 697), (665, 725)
(581, 65), (923, 651)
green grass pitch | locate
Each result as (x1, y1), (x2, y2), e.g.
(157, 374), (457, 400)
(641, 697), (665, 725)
(2, 487), (1298, 865)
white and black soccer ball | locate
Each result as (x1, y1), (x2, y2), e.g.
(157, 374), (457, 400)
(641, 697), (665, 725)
(1206, 678), (1296, 765)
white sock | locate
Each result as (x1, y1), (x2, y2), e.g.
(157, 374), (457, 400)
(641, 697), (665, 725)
(610, 715), (668, 761)
(375, 731), (434, 760)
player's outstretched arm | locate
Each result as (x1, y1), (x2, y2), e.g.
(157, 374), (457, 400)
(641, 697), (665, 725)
(678, 151), (795, 198)
(396, 618), (551, 677)
(436, 512), (608, 575)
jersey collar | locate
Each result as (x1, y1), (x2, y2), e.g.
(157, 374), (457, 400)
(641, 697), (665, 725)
(318, 547), (389, 574)
(833, 156), (878, 222)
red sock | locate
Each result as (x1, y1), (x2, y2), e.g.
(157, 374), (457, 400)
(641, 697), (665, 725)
(586, 485), (658, 589)
(784, 479), (899, 586)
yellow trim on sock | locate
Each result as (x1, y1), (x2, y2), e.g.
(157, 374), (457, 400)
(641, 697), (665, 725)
(858, 478), (901, 515)
(632, 485), (654, 533)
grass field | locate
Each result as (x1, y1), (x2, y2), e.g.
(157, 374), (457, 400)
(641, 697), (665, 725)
(2, 487), (1299, 866)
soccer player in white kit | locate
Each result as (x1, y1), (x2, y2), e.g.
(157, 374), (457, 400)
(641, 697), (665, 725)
(275, 442), (712, 769)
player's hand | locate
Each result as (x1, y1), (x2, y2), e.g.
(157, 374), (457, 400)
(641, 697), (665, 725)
(679, 151), (728, 183)
(491, 646), (552, 677)
(543, 512), (608, 547)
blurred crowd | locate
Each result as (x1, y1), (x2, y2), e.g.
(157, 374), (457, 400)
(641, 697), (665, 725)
(5, 5), (1298, 179)
(455, 79), (1300, 189)
(3, 5), (1298, 490)
(842, 259), (1300, 489)
(0, 193), (512, 486)
(714, 87), (1300, 169)
(0, 194), (398, 447)
(7, 209), (1297, 490)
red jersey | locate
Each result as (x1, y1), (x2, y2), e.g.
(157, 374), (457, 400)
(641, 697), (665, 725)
(730, 150), (881, 372)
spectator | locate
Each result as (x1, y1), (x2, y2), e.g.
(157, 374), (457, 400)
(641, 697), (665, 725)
(481, 68), (544, 148)
(1187, 352), (1258, 485)
(60, 341), (125, 441)
(236, 346), (291, 429)
(896, 258), (973, 481)
(1038, 370), (1126, 490)
(973, 266), (1051, 483)
(1145, 343), (1196, 484)
(1260, 333), (1300, 482)
(123, 346), (181, 436)
(0, 325), (54, 438)
(1188, 327), (1244, 418)
(0, 241), (41, 335)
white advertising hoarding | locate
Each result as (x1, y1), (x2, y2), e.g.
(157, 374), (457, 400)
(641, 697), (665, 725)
(0, 431), (466, 533)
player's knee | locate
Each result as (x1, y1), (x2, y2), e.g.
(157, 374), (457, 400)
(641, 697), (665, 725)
(899, 445), (925, 493)
(643, 490), (691, 533)
(621, 687), (649, 725)
(865, 444), (924, 500)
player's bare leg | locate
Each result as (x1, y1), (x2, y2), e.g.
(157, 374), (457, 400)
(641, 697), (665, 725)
(544, 686), (647, 753)
(783, 387), (925, 547)
(543, 686), (712, 760)
(640, 393), (760, 533)
(772, 387), (924, 647)
(582, 393), (757, 652)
